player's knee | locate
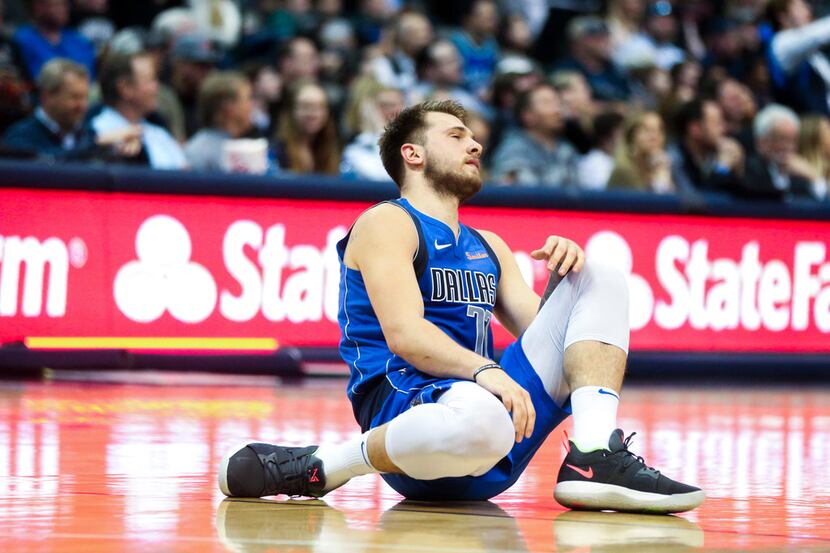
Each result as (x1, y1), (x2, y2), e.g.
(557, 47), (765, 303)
(579, 260), (629, 306)
(451, 391), (515, 462)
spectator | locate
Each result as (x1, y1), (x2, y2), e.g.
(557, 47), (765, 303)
(798, 114), (830, 199)
(185, 71), (257, 172)
(606, 0), (645, 51)
(340, 81), (403, 181)
(490, 82), (579, 187)
(613, 1), (685, 72)
(244, 61), (282, 137)
(371, 10), (432, 95)
(766, 0), (830, 116)
(713, 77), (757, 151)
(414, 38), (491, 119)
(13, 0), (95, 82)
(741, 104), (824, 200)
(550, 70), (596, 154)
(668, 98), (745, 194)
(489, 57), (542, 146)
(449, 0), (500, 98)
(666, 59), (701, 108)
(168, 32), (222, 139)
(277, 36), (321, 86)
(628, 64), (672, 111)
(555, 16), (632, 102)
(92, 51), (187, 169)
(577, 111), (624, 190)
(273, 80), (339, 175)
(3, 58), (140, 160)
(608, 111), (675, 193)
(701, 18), (746, 80)
(499, 13), (533, 58)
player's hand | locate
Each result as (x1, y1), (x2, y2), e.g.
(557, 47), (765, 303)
(475, 367), (535, 443)
(531, 236), (585, 276)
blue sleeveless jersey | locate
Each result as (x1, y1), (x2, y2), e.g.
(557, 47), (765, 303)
(336, 198), (501, 411)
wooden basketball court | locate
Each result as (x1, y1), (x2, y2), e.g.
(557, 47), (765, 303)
(0, 374), (828, 552)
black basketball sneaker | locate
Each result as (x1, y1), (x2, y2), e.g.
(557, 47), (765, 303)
(219, 443), (326, 498)
(554, 429), (704, 514)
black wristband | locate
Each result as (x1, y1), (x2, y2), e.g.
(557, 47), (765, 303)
(473, 363), (502, 382)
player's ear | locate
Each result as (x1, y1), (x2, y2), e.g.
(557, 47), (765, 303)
(401, 143), (424, 168)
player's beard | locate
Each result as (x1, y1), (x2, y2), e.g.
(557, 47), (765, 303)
(423, 156), (483, 203)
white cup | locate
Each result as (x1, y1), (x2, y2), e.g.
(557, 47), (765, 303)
(221, 138), (268, 175)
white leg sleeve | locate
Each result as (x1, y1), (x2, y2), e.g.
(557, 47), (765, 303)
(520, 260), (630, 407)
(384, 381), (515, 480)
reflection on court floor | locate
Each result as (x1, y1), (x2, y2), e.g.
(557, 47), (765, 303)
(0, 377), (828, 552)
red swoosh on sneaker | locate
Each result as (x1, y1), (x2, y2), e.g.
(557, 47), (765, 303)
(566, 464), (593, 479)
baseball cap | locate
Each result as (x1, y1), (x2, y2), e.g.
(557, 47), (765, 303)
(171, 32), (223, 64)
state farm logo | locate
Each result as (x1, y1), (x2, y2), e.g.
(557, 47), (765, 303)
(0, 234), (86, 317)
(114, 215), (217, 323)
(582, 230), (830, 333)
(114, 215), (347, 324)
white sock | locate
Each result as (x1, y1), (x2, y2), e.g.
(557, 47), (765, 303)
(314, 430), (378, 492)
(570, 386), (620, 452)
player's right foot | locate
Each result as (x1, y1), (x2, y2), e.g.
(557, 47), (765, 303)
(554, 429), (704, 514)
(218, 442), (326, 498)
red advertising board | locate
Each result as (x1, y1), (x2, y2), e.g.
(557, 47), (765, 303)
(1, 188), (829, 353)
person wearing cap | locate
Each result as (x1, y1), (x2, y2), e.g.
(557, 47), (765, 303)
(613, 1), (685, 71)
(169, 31), (222, 139)
(91, 50), (187, 170)
(553, 16), (632, 103)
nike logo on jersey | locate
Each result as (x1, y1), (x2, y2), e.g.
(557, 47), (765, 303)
(435, 240), (453, 250)
(566, 464), (594, 479)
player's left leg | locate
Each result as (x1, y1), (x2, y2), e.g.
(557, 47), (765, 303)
(218, 379), (519, 499)
(519, 259), (704, 513)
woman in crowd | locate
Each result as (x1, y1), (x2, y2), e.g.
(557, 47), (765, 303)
(798, 114), (830, 200)
(273, 80), (340, 175)
(608, 110), (675, 193)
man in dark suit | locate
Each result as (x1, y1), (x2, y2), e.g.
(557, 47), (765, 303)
(3, 57), (139, 160)
(740, 103), (822, 201)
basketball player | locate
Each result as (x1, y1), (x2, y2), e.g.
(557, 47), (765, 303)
(218, 100), (704, 513)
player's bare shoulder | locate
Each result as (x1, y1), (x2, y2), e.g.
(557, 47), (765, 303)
(473, 229), (512, 259)
(344, 202), (419, 269)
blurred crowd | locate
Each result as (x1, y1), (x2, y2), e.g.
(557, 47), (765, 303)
(2, 0), (830, 202)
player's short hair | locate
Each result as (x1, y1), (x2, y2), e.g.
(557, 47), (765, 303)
(378, 99), (467, 188)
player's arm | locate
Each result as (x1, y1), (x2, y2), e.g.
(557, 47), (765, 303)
(346, 204), (535, 442)
(478, 230), (585, 338)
